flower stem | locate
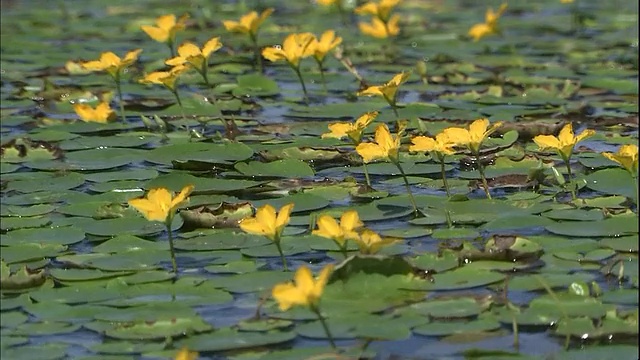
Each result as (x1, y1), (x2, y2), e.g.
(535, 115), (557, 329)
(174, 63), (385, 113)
(444, 208), (453, 228)
(113, 74), (126, 123)
(172, 90), (187, 121)
(391, 104), (400, 119)
(336, 1), (349, 26)
(394, 161), (420, 217)
(564, 157), (577, 200)
(165, 223), (178, 274)
(475, 155), (492, 200)
(316, 59), (328, 95)
(439, 155), (450, 197)
(340, 243), (349, 259)
(633, 175), (639, 210)
(250, 33), (263, 74)
(274, 240), (288, 271)
(200, 64), (210, 86)
(311, 305), (336, 349)
(293, 66), (308, 103)
(168, 40), (176, 58)
(362, 161), (372, 188)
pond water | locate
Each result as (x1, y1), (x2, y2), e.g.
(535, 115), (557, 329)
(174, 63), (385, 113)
(1, 0), (639, 359)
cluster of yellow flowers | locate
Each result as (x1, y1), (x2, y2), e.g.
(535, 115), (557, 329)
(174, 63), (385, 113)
(355, 0), (401, 39)
(261, 29), (342, 99)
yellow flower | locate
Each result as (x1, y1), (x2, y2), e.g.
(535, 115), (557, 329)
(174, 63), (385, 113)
(356, 122), (405, 163)
(602, 144), (638, 175)
(561, 0), (574, 3)
(141, 14), (188, 44)
(174, 347), (198, 360)
(354, 229), (397, 255)
(313, 210), (363, 247)
(358, 71), (409, 108)
(321, 111), (379, 144)
(468, 3), (507, 41)
(272, 264), (334, 311)
(442, 118), (503, 155)
(409, 132), (456, 156)
(166, 37), (223, 70)
(128, 185), (194, 224)
(317, 0), (339, 5)
(223, 8), (274, 37)
(359, 14), (400, 39)
(355, 0), (401, 22)
(140, 64), (190, 92)
(81, 49), (142, 79)
(309, 30), (343, 63)
(73, 102), (117, 123)
(262, 32), (316, 68)
(533, 123), (595, 161)
(239, 203), (294, 242)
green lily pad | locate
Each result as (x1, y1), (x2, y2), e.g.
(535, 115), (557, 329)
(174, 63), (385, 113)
(176, 328), (296, 352)
(145, 141), (254, 165)
(235, 159), (315, 178)
(546, 215), (638, 237)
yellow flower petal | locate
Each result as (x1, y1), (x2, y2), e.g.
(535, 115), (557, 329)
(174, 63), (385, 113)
(322, 122), (353, 139)
(602, 144), (639, 174)
(357, 85), (385, 97)
(171, 185), (194, 210)
(354, 111), (378, 129)
(469, 118), (490, 140)
(340, 210), (363, 232)
(313, 215), (343, 239)
(272, 264), (334, 311)
(128, 186), (194, 223)
(294, 266), (315, 296)
(239, 204), (292, 242)
(272, 283), (302, 311)
(313, 263), (334, 297)
(174, 347), (198, 360)
(262, 47), (288, 63)
(575, 128), (596, 144)
(157, 14), (177, 31)
(275, 203), (294, 230)
(73, 102), (116, 123)
(253, 204), (278, 235)
(222, 20), (243, 33)
(359, 17), (390, 39)
(356, 142), (388, 163)
(202, 37), (223, 57)
(468, 23), (492, 41)
(409, 136), (437, 153)
(387, 14), (401, 36)
(141, 24), (170, 43)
